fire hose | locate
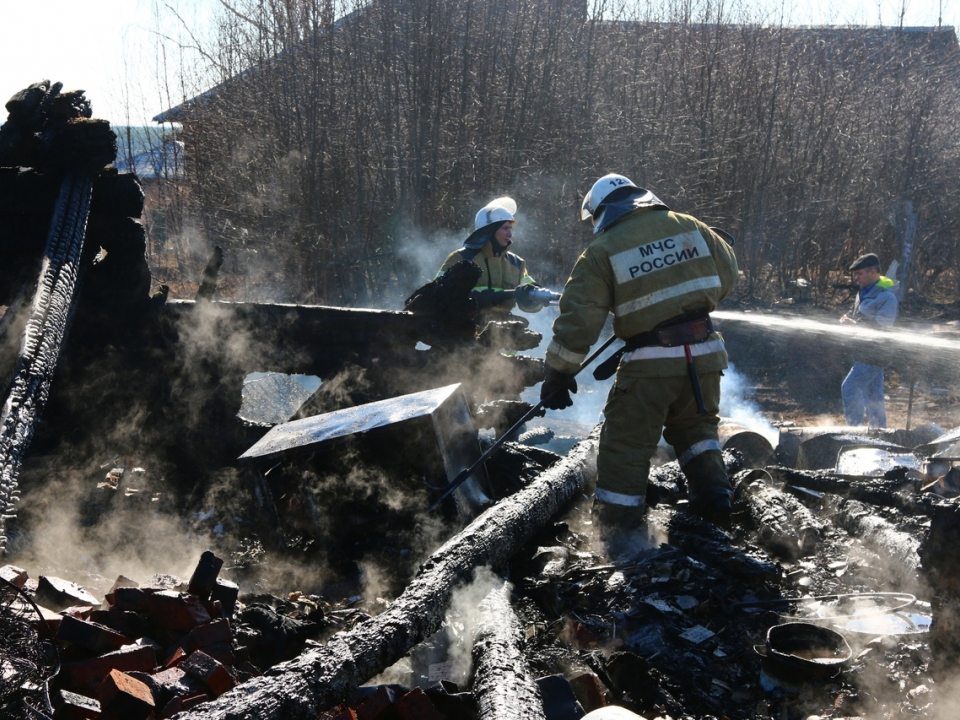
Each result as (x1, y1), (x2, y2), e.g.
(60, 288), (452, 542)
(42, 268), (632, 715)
(428, 333), (618, 511)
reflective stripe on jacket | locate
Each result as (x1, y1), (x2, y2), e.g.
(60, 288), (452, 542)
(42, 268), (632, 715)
(852, 276), (898, 327)
(437, 241), (535, 311)
(546, 208), (738, 378)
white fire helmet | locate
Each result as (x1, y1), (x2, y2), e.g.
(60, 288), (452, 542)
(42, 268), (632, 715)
(474, 196), (517, 232)
(580, 173), (637, 221)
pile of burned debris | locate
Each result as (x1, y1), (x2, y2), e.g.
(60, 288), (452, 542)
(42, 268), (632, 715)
(4, 419), (960, 719)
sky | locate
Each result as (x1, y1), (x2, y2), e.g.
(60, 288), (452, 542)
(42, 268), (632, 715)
(0, 0), (957, 127)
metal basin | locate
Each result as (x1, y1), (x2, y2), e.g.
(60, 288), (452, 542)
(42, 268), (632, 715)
(761, 622), (851, 680)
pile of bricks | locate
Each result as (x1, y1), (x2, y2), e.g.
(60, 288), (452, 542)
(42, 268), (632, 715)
(3, 551), (254, 719)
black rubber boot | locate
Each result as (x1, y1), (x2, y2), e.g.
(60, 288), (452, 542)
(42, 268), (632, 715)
(682, 450), (733, 528)
(592, 499), (648, 558)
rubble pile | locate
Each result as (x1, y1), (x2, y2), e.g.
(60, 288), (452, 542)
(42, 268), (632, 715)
(0, 551), (326, 718)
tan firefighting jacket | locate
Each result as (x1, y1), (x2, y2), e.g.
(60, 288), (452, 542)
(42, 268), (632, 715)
(546, 208), (738, 378)
(437, 240), (536, 313)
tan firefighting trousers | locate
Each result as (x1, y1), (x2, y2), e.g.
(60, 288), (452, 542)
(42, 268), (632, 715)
(596, 368), (725, 505)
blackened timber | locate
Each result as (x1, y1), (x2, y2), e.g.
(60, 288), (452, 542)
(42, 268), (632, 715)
(160, 300), (435, 375)
(736, 473), (823, 560)
(472, 581), (545, 720)
(835, 499), (922, 590)
(0, 171), (93, 552)
(767, 465), (928, 514)
(196, 246), (224, 301)
(177, 431), (599, 720)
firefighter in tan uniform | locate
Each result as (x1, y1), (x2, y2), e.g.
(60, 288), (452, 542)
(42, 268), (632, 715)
(436, 197), (545, 320)
(542, 174), (738, 538)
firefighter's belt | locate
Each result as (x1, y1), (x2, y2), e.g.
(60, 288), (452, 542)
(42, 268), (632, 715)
(593, 311), (713, 381)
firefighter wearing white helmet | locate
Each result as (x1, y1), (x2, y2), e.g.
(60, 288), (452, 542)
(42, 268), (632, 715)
(436, 196), (545, 317)
(542, 173), (738, 547)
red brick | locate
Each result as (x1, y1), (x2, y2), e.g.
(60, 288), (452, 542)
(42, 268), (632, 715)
(181, 650), (235, 697)
(186, 618), (232, 650)
(89, 607), (150, 640)
(104, 575), (138, 606)
(211, 578), (239, 617)
(60, 606), (94, 620)
(319, 708), (359, 720)
(160, 690), (208, 719)
(187, 551), (224, 599)
(151, 666), (187, 688)
(112, 587), (151, 612)
(54, 689), (100, 719)
(395, 687), (445, 720)
(33, 603), (64, 635)
(356, 685), (400, 720)
(568, 670), (607, 713)
(201, 599), (223, 619)
(56, 614), (130, 653)
(36, 576), (99, 611)
(163, 646), (187, 669)
(60, 644), (157, 691)
(146, 590), (212, 631)
(98, 669), (155, 720)
(0, 564), (28, 588)
(200, 641), (235, 666)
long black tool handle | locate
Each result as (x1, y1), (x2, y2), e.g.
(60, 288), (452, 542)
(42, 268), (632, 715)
(428, 333), (619, 512)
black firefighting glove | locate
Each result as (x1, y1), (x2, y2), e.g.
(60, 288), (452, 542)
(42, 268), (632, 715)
(472, 289), (508, 309)
(541, 366), (577, 410)
(513, 283), (542, 313)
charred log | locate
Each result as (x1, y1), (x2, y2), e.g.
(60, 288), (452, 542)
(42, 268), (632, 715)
(834, 499), (922, 590)
(734, 470), (824, 560)
(472, 581), (545, 720)
(179, 432), (598, 719)
(0, 171), (93, 552)
(766, 465), (926, 514)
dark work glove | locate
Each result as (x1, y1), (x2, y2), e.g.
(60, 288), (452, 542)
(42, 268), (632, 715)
(472, 289), (505, 309)
(541, 366), (577, 410)
(513, 283), (542, 312)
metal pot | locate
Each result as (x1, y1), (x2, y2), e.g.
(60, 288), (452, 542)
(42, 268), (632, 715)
(758, 622), (851, 680)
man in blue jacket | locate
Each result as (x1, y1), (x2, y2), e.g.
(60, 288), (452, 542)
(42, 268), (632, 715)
(840, 253), (898, 427)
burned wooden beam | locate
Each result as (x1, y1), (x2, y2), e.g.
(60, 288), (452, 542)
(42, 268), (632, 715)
(472, 581), (545, 720)
(180, 431), (599, 720)
(735, 470), (824, 560)
(766, 465), (927, 514)
(835, 498), (921, 590)
(196, 246), (224, 301)
(0, 171), (93, 552)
